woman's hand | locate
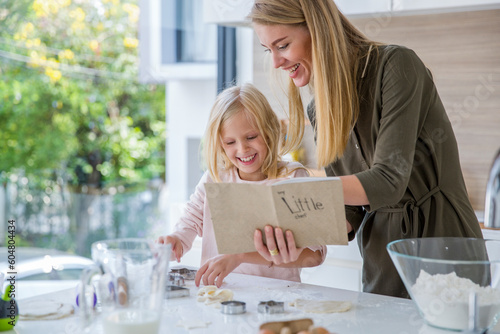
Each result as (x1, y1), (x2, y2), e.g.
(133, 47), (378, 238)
(156, 235), (183, 262)
(254, 225), (305, 266)
(195, 254), (242, 288)
(346, 220), (353, 233)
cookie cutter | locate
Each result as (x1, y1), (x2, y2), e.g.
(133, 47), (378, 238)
(169, 268), (197, 280)
(166, 285), (190, 299)
(167, 272), (185, 286)
(221, 301), (246, 315)
(258, 300), (285, 314)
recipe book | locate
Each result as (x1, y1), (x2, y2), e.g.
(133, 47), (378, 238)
(205, 177), (347, 254)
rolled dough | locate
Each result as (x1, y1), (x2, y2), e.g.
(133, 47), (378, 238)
(290, 299), (352, 313)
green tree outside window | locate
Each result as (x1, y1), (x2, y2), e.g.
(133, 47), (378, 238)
(0, 0), (167, 255)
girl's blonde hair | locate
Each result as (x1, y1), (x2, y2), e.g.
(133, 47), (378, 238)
(249, 0), (375, 167)
(204, 83), (287, 182)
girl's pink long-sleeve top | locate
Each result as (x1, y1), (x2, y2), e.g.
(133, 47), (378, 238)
(170, 161), (327, 282)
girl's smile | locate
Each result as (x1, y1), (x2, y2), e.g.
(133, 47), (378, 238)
(239, 153), (257, 163)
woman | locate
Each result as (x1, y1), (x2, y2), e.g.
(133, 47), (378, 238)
(249, 0), (483, 298)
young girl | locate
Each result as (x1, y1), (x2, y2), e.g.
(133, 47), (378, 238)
(157, 83), (326, 287)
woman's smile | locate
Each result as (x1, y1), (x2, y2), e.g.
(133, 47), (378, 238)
(254, 24), (312, 87)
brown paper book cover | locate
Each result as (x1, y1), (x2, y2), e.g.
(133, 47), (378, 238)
(205, 177), (347, 254)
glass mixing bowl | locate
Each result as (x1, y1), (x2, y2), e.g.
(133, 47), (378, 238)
(387, 237), (500, 332)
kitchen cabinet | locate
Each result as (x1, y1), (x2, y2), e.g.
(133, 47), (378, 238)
(338, 0), (500, 16)
(334, 0), (391, 16)
(482, 228), (500, 241)
(393, 0), (500, 13)
(203, 0), (254, 26)
(301, 242), (362, 291)
(337, 0), (500, 16)
(202, 0), (393, 25)
(203, 0), (500, 26)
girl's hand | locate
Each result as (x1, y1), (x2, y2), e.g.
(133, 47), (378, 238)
(156, 235), (183, 262)
(254, 225), (305, 266)
(195, 254), (242, 288)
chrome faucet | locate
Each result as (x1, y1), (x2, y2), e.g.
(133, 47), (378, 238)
(484, 149), (500, 229)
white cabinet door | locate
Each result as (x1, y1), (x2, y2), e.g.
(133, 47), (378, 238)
(393, 0), (500, 12)
(482, 229), (500, 241)
(203, 0), (393, 24)
(301, 241), (363, 291)
(203, 0), (254, 26)
(335, 0), (391, 16)
(203, 0), (500, 25)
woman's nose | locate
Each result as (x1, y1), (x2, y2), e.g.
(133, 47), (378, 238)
(272, 52), (285, 69)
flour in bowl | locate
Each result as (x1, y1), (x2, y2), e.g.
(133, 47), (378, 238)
(411, 270), (500, 330)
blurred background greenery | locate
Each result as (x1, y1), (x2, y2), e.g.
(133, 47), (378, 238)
(0, 0), (167, 256)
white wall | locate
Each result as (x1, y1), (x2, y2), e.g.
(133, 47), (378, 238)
(165, 80), (217, 232)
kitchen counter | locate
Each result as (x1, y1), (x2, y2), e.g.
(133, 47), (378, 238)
(12, 273), (500, 334)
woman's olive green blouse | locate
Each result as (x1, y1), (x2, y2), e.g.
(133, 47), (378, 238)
(307, 45), (483, 298)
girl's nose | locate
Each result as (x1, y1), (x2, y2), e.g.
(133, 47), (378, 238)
(237, 141), (249, 152)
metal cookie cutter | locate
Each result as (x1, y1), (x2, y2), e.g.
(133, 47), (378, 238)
(169, 268), (197, 280)
(258, 300), (285, 314)
(166, 285), (190, 299)
(167, 272), (185, 286)
(221, 301), (246, 315)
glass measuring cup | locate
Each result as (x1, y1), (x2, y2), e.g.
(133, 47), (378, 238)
(79, 238), (170, 334)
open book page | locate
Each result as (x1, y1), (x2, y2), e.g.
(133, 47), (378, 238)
(205, 178), (347, 254)
(271, 178), (347, 249)
(205, 183), (278, 254)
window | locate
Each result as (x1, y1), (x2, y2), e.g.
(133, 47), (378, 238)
(139, 0), (217, 81)
(162, 0), (217, 64)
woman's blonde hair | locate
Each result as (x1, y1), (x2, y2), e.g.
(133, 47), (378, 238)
(204, 83), (286, 182)
(249, 0), (374, 167)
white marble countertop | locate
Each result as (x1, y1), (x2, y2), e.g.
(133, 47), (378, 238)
(12, 272), (500, 334)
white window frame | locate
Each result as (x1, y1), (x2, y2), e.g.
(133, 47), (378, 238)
(139, 0), (217, 82)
